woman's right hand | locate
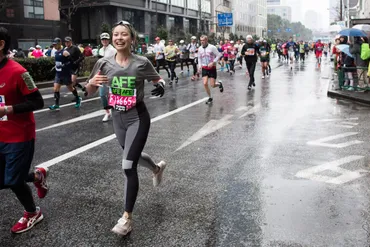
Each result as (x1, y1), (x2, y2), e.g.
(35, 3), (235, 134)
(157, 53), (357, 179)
(89, 71), (108, 87)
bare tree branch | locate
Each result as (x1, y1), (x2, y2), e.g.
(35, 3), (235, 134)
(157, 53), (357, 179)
(59, 0), (90, 35)
(0, 0), (11, 13)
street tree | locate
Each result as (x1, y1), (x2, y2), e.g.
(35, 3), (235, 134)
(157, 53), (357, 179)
(60, 0), (90, 37)
(156, 25), (168, 41)
(0, 0), (11, 14)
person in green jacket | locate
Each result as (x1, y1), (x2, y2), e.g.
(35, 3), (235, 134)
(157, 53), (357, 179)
(361, 37), (370, 78)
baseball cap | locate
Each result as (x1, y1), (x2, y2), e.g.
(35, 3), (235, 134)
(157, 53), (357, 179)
(246, 35), (253, 40)
(155, 37), (160, 41)
(168, 39), (173, 42)
(53, 37), (61, 44)
(64, 36), (72, 42)
(100, 33), (110, 40)
(36, 45), (41, 49)
(179, 40), (184, 44)
(263, 40), (267, 42)
(230, 40), (234, 44)
(191, 36), (196, 40)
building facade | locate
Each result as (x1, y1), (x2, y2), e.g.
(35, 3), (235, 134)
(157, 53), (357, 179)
(63, 0), (211, 44)
(0, 0), (60, 50)
(267, 5), (292, 22)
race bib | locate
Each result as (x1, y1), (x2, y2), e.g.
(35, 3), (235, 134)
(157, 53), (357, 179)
(0, 95), (7, 121)
(109, 76), (137, 112)
(55, 61), (62, 72)
(246, 48), (255, 56)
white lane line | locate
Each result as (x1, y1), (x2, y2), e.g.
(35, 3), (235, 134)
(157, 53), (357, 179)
(43, 92), (73, 99)
(34, 97), (100, 114)
(316, 118), (358, 122)
(307, 132), (363, 148)
(238, 104), (261, 118)
(36, 110), (106, 132)
(36, 97), (208, 169)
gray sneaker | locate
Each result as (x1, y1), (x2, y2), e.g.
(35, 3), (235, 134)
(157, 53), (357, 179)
(111, 216), (133, 236)
(153, 161), (167, 187)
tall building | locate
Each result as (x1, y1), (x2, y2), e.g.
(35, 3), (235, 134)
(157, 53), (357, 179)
(267, 5), (292, 21)
(0, 0), (60, 49)
(61, 0), (212, 44)
(304, 10), (319, 30)
(257, 0), (268, 38)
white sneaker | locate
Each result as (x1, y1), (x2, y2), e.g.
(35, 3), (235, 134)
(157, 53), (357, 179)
(102, 112), (111, 122)
(153, 161), (167, 187)
(266, 74), (269, 78)
(111, 216), (133, 236)
(262, 76), (265, 79)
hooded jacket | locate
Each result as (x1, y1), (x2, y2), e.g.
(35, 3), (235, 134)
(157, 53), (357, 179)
(349, 38), (369, 67)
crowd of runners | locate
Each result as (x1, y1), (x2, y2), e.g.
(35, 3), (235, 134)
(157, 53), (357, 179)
(1, 21), (329, 236)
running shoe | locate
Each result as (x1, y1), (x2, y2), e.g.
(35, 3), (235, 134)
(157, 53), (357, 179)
(102, 112), (111, 122)
(206, 98), (213, 104)
(266, 74), (269, 78)
(75, 97), (82, 108)
(191, 76), (196, 81)
(34, 167), (49, 199)
(248, 85), (252, 90)
(218, 81), (224, 93)
(111, 216), (133, 236)
(262, 76), (265, 79)
(153, 161), (167, 187)
(252, 82), (256, 87)
(49, 105), (60, 110)
(169, 81), (173, 86)
(269, 68), (271, 73)
(11, 207), (43, 234)
(175, 77), (179, 83)
(220, 67), (224, 72)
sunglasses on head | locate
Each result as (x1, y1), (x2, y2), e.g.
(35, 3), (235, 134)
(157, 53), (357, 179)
(114, 20), (132, 26)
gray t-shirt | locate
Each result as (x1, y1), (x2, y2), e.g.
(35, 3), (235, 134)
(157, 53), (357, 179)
(89, 54), (160, 111)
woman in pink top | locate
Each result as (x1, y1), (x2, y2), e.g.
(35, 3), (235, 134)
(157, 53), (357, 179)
(32, 45), (44, 58)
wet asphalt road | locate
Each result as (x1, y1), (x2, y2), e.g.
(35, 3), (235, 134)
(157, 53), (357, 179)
(2, 54), (370, 247)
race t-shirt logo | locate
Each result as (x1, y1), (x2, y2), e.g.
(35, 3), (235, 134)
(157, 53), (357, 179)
(109, 76), (136, 112)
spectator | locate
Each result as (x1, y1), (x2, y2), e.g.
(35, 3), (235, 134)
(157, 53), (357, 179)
(360, 37), (370, 83)
(78, 44), (84, 53)
(44, 46), (52, 57)
(51, 42), (57, 57)
(32, 45), (44, 58)
(28, 47), (35, 58)
(14, 48), (26, 59)
(84, 44), (93, 57)
(350, 36), (369, 88)
(339, 36), (355, 89)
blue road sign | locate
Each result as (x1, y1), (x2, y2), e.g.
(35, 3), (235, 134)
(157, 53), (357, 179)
(217, 13), (233, 27)
(277, 29), (281, 33)
(268, 30), (272, 32)
(286, 28), (292, 32)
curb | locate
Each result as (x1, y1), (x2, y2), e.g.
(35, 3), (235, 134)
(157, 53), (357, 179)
(327, 83), (370, 105)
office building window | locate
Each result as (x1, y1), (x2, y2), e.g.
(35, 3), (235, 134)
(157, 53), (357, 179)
(6, 8), (15, 18)
(24, 0), (44, 19)
(171, 0), (185, 7)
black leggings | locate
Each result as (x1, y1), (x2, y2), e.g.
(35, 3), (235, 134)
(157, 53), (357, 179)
(167, 61), (177, 81)
(112, 103), (158, 213)
(246, 62), (256, 84)
(180, 58), (189, 71)
(229, 60), (235, 72)
(155, 59), (170, 78)
(238, 56), (243, 66)
(189, 59), (198, 76)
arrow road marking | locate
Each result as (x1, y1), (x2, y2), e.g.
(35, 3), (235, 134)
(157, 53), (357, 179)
(295, 155), (369, 184)
(176, 115), (233, 151)
(307, 132), (363, 148)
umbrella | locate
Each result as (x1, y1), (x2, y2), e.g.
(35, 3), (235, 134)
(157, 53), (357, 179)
(352, 24), (370, 32)
(336, 44), (353, 57)
(338, 28), (368, 37)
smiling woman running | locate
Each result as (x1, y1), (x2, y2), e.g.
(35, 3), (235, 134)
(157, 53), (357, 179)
(84, 21), (167, 236)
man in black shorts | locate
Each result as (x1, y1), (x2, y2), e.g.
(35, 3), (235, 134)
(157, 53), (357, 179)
(64, 37), (84, 92)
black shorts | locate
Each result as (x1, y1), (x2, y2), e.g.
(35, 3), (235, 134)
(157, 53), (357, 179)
(55, 74), (72, 85)
(71, 65), (80, 75)
(202, 68), (217, 79)
(223, 57), (228, 62)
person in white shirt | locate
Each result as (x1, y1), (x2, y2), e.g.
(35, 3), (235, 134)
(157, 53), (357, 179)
(98, 32), (117, 122)
(187, 36), (199, 81)
(197, 35), (224, 104)
(153, 37), (170, 79)
(235, 40), (244, 68)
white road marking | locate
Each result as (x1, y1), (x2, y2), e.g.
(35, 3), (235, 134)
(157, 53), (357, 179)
(176, 115), (233, 151)
(316, 118), (358, 122)
(239, 104), (261, 118)
(236, 106), (249, 112)
(307, 132), (363, 148)
(36, 110), (106, 132)
(34, 97), (100, 114)
(36, 97), (208, 169)
(295, 155), (369, 184)
(43, 92), (73, 99)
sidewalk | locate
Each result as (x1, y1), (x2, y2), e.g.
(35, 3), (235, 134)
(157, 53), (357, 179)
(327, 80), (370, 105)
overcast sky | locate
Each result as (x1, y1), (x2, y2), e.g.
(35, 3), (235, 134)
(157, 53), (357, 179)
(285, 0), (330, 29)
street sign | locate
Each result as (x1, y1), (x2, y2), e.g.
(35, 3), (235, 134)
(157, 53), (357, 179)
(337, 21), (345, 27)
(268, 30), (272, 32)
(277, 29), (281, 33)
(217, 13), (233, 27)
(285, 28), (292, 32)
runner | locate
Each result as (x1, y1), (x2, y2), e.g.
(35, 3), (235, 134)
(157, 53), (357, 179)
(0, 27), (49, 234)
(258, 40), (270, 79)
(178, 40), (189, 76)
(153, 37), (171, 79)
(218, 40), (225, 71)
(299, 40), (306, 62)
(286, 37), (296, 69)
(235, 40), (243, 68)
(197, 35), (224, 104)
(84, 20), (167, 236)
(265, 40), (272, 74)
(187, 36), (200, 81)
(64, 37), (84, 92)
(314, 39), (324, 67)
(222, 39), (231, 73)
(241, 35), (259, 90)
(228, 40), (238, 75)
(97, 32), (117, 122)
(164, 39), (180, 85)
(49, 38), (82, 110)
